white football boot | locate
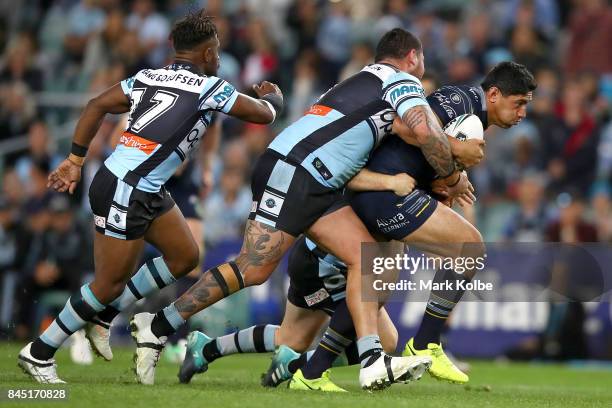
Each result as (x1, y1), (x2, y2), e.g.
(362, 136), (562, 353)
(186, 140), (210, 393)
(70, 329), (93, 365)
(17, 342), (66, 384)
(130, 312), (167, 385)
(359, 352), (432, 391)
(84, 320), (113, 361)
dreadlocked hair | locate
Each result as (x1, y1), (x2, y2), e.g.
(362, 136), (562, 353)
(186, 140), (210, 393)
(170, 9), (217, 51)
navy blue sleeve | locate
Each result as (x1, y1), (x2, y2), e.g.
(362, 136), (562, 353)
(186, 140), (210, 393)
(426, 86), (479, 128)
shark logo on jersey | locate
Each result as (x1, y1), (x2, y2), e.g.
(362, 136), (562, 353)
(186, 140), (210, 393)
(260, 190), (284, 217)
(125, 76), (135, 91)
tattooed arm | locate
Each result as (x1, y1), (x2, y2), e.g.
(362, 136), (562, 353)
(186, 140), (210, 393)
(393, 105), (470, 198)
(397, 105), (455, 178)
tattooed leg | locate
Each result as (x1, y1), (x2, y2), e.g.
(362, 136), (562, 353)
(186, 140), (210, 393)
(174, 221), (296, 320)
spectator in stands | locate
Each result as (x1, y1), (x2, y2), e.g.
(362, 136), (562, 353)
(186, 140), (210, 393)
(339, 41), (373, 82)
(14, 121), (62, 186)
(1, 169), (26, 208)
(0, 82), (36, 141)
(564, 0), (612, 76)
(0, 31), (43, 92)
(590, 183), (612, 242)
(82, 8), (126, 78)
(242, 18), (279, 87)
(0, 197), (27, 278)
(502, 172), (549, 242)
(63, 0), (106, 64)
(287, 49), (321, 123)
(126, 0), (170, 68)
(508, 25), (548, 74)
(543, 82), (600, 196)
(203, 166), (252, 245)
(316, 1), (351, 87)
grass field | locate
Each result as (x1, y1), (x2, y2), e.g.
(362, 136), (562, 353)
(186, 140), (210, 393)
(1, 343), (612, 408)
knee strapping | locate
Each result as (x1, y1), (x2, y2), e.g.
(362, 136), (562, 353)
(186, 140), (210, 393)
(210, 261), (245, 297)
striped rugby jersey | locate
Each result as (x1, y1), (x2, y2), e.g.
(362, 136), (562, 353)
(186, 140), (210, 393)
(268, 63), (428, 189)
(105, 62), (237, 192)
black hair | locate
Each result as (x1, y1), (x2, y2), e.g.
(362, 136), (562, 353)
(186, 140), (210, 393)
(170, 10), (217, 52)
(374, 28), (422, 62)
(481, 61), (537, 96)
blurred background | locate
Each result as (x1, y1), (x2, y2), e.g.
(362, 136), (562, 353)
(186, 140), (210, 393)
(0, 0), (611, 363)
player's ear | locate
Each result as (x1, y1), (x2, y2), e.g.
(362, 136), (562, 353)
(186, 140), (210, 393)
(488, 86), (500, 103)
(406, 49), (417, 66)
(204, 47), (212, 63)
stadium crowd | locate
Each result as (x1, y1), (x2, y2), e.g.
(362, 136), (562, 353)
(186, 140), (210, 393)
(0, 0), (611, 348)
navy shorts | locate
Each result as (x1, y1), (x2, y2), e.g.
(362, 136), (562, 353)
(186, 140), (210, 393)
(165, 176), (199, 219)
(349, 188), (438, 240)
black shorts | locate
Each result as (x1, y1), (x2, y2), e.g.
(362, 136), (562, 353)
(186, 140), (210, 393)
(349, 188), (438, 240)
(248, 149), (347, 236)
(89, 165), (175, 240)
(286, 236), (346, 315)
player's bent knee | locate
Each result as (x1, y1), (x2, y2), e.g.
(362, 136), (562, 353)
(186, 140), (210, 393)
(91, 280), (126, 304)
(242, 267), (274, 286)
(185, 246), (200, 272)
(166, 244), (200, 277)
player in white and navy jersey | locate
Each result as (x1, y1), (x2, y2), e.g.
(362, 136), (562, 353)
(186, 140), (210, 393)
(142, 28), (475, 391)
(18, 10), (283, 384)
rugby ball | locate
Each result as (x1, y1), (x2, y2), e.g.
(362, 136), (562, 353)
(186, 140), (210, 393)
(443, 114), (484, 141)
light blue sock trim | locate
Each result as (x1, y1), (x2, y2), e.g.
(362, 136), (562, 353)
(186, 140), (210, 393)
(263, 325), (279, 352)
(152, 257), (176, 285)
(80, 284), (105, 311)
(356, 334), (382, 356)
(163, 303), (185, 330)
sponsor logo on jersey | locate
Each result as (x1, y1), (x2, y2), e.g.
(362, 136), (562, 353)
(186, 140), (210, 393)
(390, 84), (424, 103)
(312, 157), (333, 180)
(94, 215), (106, 228)
(119, 132), (159, 155)
(213, 85), (236, 103)
(304, 288), (330, 306)
(450, 93), (461, 104)
(305, 104), (332, 116)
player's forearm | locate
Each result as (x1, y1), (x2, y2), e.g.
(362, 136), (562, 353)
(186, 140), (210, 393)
(72, 100), (108, 149)
(72, 84), (131, 152)
(347, 168), (396, 192)
(200, 121), (220, 169)
(229, 94), (279, 124)
(402, 106), (455, 178)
